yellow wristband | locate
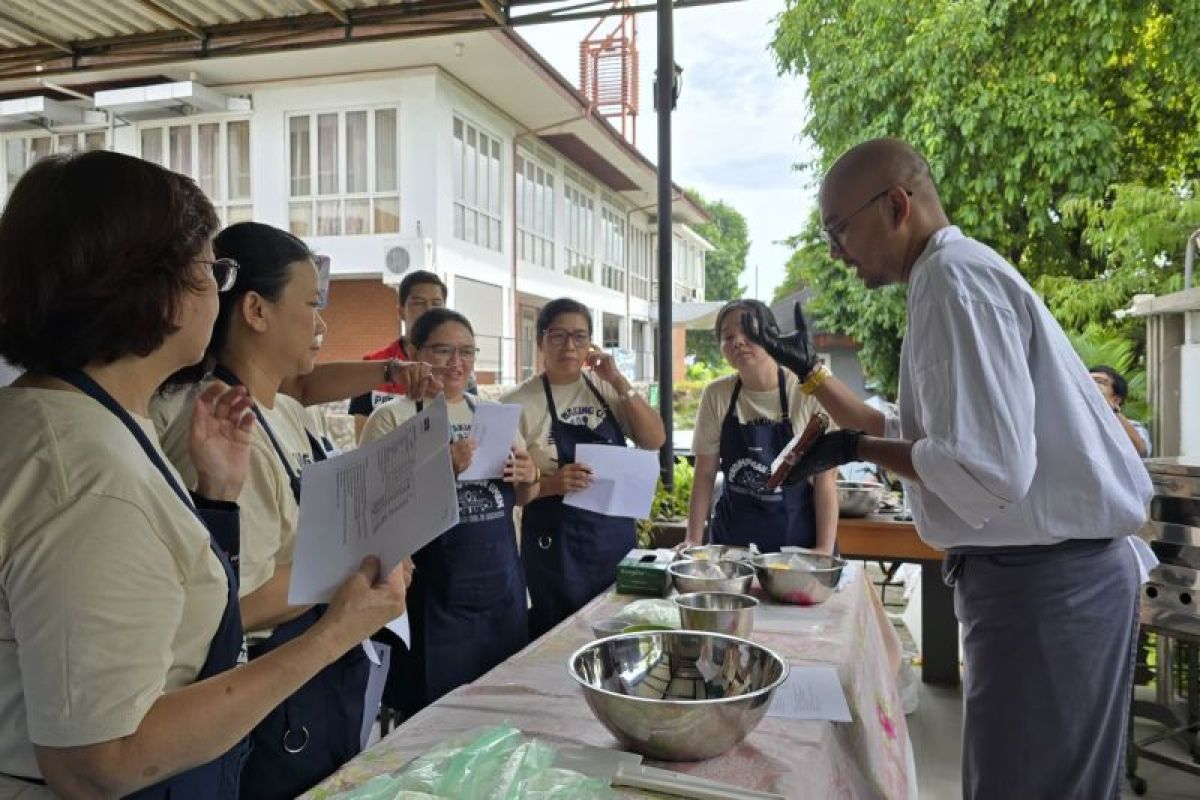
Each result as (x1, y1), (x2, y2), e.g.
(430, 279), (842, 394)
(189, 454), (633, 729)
(799, 363), (831, 395)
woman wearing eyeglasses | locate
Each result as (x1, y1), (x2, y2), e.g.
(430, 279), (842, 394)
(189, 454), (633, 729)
(502, 298), (666, 637)
(160, 222), (426, 799)
(0, 153), (407, 799)
(360, 308), (536, 714)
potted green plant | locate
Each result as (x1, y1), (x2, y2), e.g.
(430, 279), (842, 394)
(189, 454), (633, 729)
(636, 458), (694, 549)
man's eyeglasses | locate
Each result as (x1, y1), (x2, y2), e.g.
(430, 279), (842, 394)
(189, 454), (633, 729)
(821, 187), (912, 253)
(203, 258), (239, 292)
(426, 344), (479, 363)
(543, 329), (590, 348)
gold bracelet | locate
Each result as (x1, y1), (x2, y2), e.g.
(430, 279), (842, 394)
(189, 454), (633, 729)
(799, 363), (831, 395)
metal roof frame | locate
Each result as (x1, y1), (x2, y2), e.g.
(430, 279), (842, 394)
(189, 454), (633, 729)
(0, 0), (734, 82)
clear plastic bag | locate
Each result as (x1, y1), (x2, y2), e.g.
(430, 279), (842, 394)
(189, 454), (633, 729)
(613, 598), (681, 629)
(326, 725), (617, 800)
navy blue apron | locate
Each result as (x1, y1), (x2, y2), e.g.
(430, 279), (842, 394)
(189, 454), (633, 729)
(709, 371), (818, 551)
(212, 366), (369, 800)
(392, 397), (528, 716)
(47, 370), (248, 799)
(522, 374), (634, 639)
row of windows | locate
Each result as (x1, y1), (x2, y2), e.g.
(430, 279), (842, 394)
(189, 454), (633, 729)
(1, 109), (702, 298)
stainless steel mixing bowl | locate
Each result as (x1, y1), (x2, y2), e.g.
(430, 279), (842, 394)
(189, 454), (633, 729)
(678, 544), (755, 563)
(836, 480), (885, 517)
(752, 550), (846, 606)
(567, 630), (789, 761)
(667, 558), (755, 594)
(673, 592), (758, 638)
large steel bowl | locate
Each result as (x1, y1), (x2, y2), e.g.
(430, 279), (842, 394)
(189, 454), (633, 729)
(678, 544), (755, 564)
(673, 592), (759, 638)
(752, 550), (846, 606)
(836, 480), (885, 517)
(568, 631), (788, 761)
(667, 558), (755, 595)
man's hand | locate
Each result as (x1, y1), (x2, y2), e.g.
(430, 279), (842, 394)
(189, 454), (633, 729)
(782, 430), (863, 484)
(742, 301), (820, 381)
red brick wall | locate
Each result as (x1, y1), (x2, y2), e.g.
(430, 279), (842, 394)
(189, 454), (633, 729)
(318, 279), (399, 363)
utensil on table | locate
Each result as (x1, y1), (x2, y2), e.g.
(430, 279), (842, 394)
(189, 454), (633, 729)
(752, 550), (846, 606)
(674, 592), (758, 638)
(568, 630), (788, 761)
(835, 480), (885, 517)
(668, 558), (755, 594)
(554, 744), (785, 800)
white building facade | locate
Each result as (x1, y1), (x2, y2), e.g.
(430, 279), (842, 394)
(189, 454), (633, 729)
(0, 30), (711, 386)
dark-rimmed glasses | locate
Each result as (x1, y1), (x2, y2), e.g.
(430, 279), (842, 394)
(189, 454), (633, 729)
(821, 187), (912, 253)
(543, 329), (590, 348)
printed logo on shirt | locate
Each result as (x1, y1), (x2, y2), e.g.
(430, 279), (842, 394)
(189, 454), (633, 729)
(457, 480), (506, 522)
(451, 422), (473, 442)
(559, 403), (606, 427)
(371, 389), (402, 408)
(727, 457), (778, 497)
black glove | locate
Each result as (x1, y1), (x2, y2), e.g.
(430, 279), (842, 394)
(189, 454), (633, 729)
(741, 301), (820, 380)
(783, 429), (863, 485)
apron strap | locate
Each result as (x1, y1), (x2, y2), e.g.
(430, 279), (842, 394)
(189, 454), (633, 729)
(213, 365), (312, 503)
(54, 369), (200, 520)
(777, 368), (789, 419)
(725, 379), (744, 424)
(580, 372), (627, 441)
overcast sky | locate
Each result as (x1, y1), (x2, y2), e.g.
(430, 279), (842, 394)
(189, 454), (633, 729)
(520, 0), (817, 301)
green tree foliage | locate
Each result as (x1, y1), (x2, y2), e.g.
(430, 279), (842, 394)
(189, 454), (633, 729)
(684, 188), (750, 366)
(771, 0), (1200, 398)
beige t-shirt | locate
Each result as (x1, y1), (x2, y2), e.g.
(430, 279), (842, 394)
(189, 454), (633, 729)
(692, 372), (830, 457)
(362, 394), (483, 445)
(0, 388), (227, 785)
(162, 383), (314, 601)
(500, 375), (633, 475)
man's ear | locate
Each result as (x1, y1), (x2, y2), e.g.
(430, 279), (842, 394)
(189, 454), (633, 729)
(888, 186), (912, 228)
(240, 291), (269, 334)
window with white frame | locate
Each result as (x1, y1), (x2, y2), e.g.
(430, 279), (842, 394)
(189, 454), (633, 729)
(4, 131), (105, 200)
(629, 225), (651, 300)
(564, 178), (595, 281)
(141, 119), (251, 225)
(452, 116), (502, 251)
(600, 203), (626, 292)
(516, 149), (554, 268)
(287, 107), (399, 237)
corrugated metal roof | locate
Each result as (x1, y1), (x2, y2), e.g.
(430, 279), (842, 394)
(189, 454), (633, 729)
(0, 1), (435, 50)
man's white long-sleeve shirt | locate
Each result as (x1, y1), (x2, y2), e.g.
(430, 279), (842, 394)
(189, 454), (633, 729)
(883, 226), (1152, 549)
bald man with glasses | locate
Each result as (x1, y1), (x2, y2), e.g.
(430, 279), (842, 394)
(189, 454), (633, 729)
(746, 138), (1154, 800)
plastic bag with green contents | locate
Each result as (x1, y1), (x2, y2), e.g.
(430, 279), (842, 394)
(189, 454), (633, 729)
(324, 725), (617, 800)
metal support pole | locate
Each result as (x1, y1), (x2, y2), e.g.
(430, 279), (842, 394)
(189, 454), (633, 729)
(655, 0), (675, 486)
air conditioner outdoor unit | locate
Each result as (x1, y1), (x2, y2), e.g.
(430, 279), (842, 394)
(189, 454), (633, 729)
(380, 238), (435, 286)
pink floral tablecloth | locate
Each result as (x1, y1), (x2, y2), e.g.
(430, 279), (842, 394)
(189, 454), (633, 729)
(305, 568), (910, 799)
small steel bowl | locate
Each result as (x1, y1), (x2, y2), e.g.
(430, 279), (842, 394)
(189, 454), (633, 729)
(752, 550), (846, 606)
(568, 630), (789, 761)
(673, 592), (758, 638)
(678, 544), (755, 564)
(667, 559), (755, 595)
(836, 480), (885, 517)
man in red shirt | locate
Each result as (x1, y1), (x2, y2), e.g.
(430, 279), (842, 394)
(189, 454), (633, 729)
(350, 270), (448, 438)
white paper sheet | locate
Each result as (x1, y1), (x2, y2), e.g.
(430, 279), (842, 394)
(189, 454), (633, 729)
(385, 613), (411, 647)
(289, 396), (460, 604)
(767, 665), (852, 722)
(562, 444), (659, 519)
(456, 403), (522, 481)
